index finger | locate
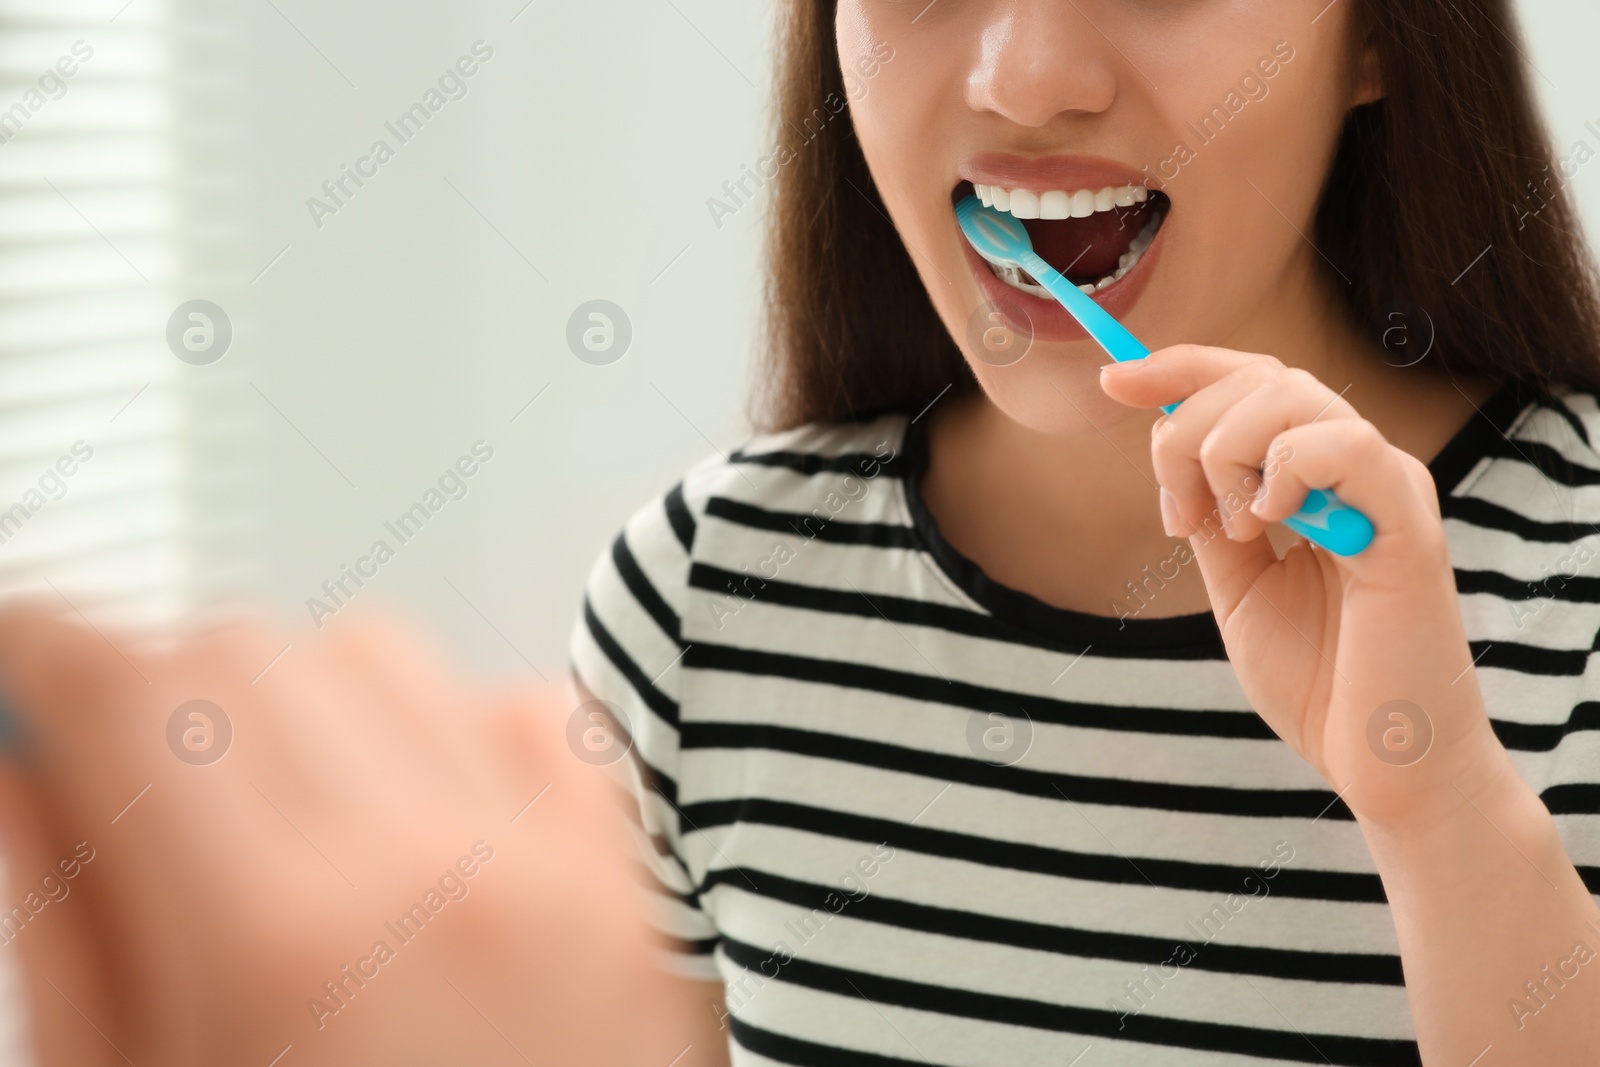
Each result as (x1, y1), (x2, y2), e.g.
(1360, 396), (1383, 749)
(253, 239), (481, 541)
(1099, 343), (1281, 410)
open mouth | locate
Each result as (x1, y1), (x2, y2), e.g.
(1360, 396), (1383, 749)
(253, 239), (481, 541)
(953, 180), (1170, 299)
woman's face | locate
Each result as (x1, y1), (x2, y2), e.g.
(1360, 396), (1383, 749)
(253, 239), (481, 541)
(837, 0), (1379, 434)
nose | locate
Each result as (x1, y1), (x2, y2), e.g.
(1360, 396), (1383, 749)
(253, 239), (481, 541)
(965, 1), (1120, 128)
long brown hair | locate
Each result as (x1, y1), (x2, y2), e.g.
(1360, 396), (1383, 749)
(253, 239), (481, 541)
(755, 0), (1600, 431)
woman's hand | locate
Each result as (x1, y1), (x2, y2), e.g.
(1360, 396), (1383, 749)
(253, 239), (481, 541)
(0, 603), (723, 1067)
(1099, 345), (1516, 831)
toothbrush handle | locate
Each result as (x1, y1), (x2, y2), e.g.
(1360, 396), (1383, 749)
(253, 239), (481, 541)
(1282, 488), (1374, 556)
(1018, 248), (1376, 557)
(1021, 249), (1150, 364)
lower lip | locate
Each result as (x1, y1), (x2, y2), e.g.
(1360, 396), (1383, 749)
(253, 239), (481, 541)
(958, 211), (1167, 346)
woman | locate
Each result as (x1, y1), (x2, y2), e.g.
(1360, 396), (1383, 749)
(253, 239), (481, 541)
(572, 1), (1600, 1064)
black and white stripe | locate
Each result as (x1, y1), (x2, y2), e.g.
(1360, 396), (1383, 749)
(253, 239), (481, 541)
(570, 384), (1600, 1066)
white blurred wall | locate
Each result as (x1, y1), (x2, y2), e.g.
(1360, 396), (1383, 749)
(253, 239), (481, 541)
(185, 0), (774, 673)
(1517, 3), (1600, 254)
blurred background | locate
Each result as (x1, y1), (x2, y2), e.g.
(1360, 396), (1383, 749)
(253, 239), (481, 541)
(1, 0), (1599, 1060)
(0, 0), (770, 675)
(6, 0), (1600, 674)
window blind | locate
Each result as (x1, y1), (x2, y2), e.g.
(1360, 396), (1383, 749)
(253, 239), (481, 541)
(0, 0), (184, 631)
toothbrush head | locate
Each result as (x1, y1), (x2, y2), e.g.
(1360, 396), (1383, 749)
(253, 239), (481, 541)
(955, 195), (1036, 272)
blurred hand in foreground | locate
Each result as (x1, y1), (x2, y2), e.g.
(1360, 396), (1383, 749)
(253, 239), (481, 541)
(0, 603), (723, 1066)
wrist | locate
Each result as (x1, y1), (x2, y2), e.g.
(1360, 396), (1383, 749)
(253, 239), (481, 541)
(1354, 734), (1534, 850)
(1348, 716), (1525, 840)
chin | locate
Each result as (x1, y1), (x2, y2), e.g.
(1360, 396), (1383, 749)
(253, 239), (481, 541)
(969, 349), (1151, 438)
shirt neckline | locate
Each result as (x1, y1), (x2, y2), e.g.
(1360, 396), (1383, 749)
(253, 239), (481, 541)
(896, 378), (1533, 652)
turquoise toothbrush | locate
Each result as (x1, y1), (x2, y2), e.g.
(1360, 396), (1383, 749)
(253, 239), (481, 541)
(955, 194), (1375, 557)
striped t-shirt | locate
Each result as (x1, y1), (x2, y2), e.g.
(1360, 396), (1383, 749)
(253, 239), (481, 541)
(569, 381), (1600, 1067)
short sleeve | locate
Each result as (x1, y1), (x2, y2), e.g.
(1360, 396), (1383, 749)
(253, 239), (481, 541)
(1544, 615), (1600, 898)
(1514, 390), (1600, 896)
(568, 477), (721, 982)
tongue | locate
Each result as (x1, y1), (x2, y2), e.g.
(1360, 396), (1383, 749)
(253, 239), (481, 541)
(1021, 201), (1151, 283)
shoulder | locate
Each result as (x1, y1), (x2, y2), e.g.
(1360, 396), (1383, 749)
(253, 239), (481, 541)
(1444, 386), (1600, 676)
(617, 413), (909, 571)
(568, 414), (910, 691)
(1505, 386), (1600, 476)
(1437, 385), (1600, 535)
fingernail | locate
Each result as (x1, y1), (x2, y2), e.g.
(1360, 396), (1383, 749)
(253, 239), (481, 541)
(1249, 487), (1269, 517)
(1159, 487), (1181, 537)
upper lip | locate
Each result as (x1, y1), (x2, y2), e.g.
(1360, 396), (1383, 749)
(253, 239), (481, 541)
(957, 152), (1150, 192)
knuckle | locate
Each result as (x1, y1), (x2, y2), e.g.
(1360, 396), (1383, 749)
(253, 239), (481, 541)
(1400, 451), (1441, 504)
(1239, 353), (1283, 379)
(1264, 432), (1296, 470)
(1228, 358), (1273, 381)
(1353, 419), (1388, 454)
(1149, 425), (1178, 464)
(1148, 451), (1181, 490)
(1231, 366), (1273, 393)
(1282, 366), (1319, 391)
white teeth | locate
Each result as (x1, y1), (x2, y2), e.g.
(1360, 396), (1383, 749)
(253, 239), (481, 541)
(988, 261), (1051, 298)
(1039, 190), (1071, 220)
(971, 182), (1152, 222)
(977, 197), (1169, 300)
